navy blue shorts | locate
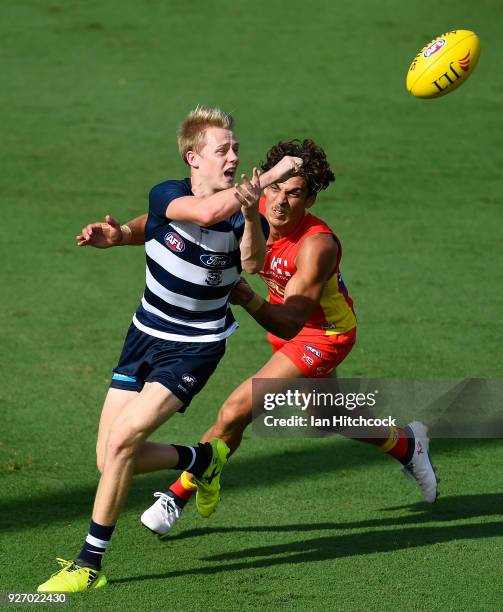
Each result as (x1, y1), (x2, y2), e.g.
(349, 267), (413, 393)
(110, 324), (226, 410)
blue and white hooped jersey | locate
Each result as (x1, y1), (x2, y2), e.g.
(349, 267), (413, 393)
(132, 178), (268, 343)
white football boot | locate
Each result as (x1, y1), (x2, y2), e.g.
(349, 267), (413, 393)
(141, 492), (183, 537)
(402, 421), (438, 503)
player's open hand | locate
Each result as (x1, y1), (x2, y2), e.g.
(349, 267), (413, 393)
(76, 215), (123, 248)
(270, 155), (303, 184)
(229, 278), (255, 305)
(234, 168), (261, 218)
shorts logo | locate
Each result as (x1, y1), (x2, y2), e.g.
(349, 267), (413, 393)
(423, 38), (446, 58)
(200, 254), (232, 268)
(337, 271), (347, 292)
(112, 372), (137, 383)
(181, 374), (197, 388)
(316, 366), (327, 375)
(302, 353), (314, 367)
(205, 270), (222, 286)
(164, 232), (185, 252)
(304, 344), (322, 358)
(321, 322), (338, 330)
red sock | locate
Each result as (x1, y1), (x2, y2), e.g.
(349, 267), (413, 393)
(169, 473), (196, 502)
(382, 427), (409, 461)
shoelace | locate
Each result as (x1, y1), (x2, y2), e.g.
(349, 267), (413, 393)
(153, 492), (180, 519)
(50, 558), (98, 589)
(50, 558), (76, 577)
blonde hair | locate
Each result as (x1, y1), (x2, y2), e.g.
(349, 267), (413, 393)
(178, 105), (234, 164)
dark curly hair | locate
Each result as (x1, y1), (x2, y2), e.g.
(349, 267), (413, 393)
(261, 139), (335, 196)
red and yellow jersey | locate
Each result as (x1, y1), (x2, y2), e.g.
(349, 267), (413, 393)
(258, 207), (356, 336)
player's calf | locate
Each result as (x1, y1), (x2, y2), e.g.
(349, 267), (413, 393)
(210, 409), (248, 454)
(210, 391), (253, 454)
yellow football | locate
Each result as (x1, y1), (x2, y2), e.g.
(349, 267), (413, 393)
(406, 30), (480, 99)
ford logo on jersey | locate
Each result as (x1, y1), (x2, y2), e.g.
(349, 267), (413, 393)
(200, 254), (232, 268)
(164, 232), (185, 252)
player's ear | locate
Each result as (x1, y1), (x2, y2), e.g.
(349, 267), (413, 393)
(306, 194), (317, 209)
(186, 150), (199, 169)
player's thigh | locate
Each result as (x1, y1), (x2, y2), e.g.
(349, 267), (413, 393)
(218, 351), (305, 426)
(255, 349), (305, 379)
(106, 382), (183, 450)
(96, 388), (139, 471)
(277, 329), (356, 378)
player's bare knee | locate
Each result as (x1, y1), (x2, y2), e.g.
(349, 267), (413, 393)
(216, 402), (250, 437)
(96, 451), (105, 474)
(96, 440), (106, 473)
(105, 429), (138, 464)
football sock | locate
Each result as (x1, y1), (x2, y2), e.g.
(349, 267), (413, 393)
(171, 442), (212, 479)
(169, 472), (197, 503)
(380, 426), (415, 465)
(165, 489), (189, 508)
(76, 520), (115, 570)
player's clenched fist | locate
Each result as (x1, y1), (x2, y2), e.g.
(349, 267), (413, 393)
(267, 155), (303, 185)
(229, 278), (255, 306)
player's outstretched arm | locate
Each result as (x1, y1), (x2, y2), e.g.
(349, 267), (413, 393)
(230, 234), (338, 339)
(235, 168), (266, 274)
(165, 156), (303, 226)
(76, 214), (147, 248)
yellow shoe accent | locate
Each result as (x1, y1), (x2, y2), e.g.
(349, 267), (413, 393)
(37, 559), (107, 593)
(194, 439), (230, 518)
(180, 471), (197, 491)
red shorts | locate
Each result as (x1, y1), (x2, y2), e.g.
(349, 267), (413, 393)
(267, 328), (356, 377)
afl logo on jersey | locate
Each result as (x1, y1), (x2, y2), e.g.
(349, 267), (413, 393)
(164, 232), (185, 253)
(200, 254), (232, 268)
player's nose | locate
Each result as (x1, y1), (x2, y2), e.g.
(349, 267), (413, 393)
(275, 190), (288, 204)
(227, 148), (238, 163)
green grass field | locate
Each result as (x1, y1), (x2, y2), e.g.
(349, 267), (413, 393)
(1, 1), (502, 609)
